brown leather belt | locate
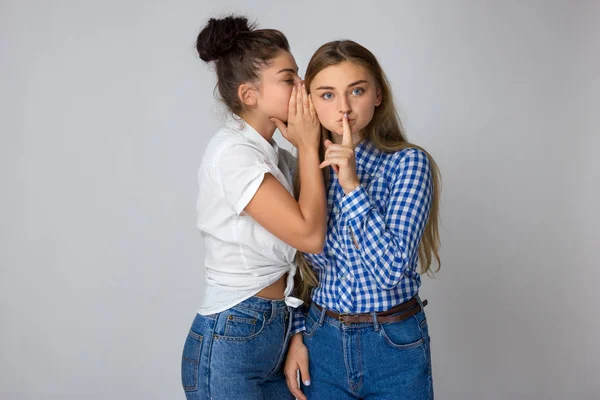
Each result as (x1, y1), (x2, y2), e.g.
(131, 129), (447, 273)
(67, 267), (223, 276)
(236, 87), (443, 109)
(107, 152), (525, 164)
(314, 297), (428, 324)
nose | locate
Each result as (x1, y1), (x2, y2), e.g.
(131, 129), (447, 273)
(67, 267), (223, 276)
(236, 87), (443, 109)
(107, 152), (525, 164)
(338, 95), (351, 115)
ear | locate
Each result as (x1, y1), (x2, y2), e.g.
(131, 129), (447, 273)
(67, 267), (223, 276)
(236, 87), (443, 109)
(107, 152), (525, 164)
(375, 88), (382, 107)
(238, 83), (257, 108)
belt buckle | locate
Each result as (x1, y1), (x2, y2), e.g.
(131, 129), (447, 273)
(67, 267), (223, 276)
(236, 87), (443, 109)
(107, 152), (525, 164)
(338, 313), (351, 324)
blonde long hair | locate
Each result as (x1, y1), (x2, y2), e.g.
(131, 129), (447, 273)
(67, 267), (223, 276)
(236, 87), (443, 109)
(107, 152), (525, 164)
(293, 40), (441, 303)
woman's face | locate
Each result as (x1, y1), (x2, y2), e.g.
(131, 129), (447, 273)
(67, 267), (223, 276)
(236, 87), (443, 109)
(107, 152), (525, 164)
(254, 50), (302, 123)
(309, 61), (381, 138)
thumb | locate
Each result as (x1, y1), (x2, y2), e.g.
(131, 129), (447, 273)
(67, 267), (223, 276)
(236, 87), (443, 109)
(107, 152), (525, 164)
(298, 359), (311, 387)
(270, 118), (287, 134)
(324, 139), (333, 148)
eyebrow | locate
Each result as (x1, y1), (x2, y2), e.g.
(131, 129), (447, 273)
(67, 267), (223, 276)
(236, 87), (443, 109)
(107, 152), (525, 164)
(276, 68), (299, 74)
(315, 80), (369, 90)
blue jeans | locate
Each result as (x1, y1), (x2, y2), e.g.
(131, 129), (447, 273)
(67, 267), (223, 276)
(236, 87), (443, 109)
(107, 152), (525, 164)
(181, 296), (295, 399)
(302, 297), (433, 399)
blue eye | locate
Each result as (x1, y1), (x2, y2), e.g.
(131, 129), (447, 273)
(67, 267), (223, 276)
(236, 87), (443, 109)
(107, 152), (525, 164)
(351, 88), (364, 95)
(322, 93), (334, 100)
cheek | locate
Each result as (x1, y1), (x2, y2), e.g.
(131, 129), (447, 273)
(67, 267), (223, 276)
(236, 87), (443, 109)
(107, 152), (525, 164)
(313, 101), (331, 120)
(354, 98), (376, 118)
(267, 87), (293, 119)
(281, 86), (293, 100)
(279, 88), (293, 111)
(263, 84), (290, 100)
(276, 87), (294, 109)
(314, 102), (339, 130)
(263, 87), (289, 109)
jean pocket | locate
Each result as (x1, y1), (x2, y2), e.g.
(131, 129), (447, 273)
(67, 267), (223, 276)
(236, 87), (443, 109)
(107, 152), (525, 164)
(303, 312), (319, 338)
(181, 329), (203, 392)
(216, 307), (266, 341)
(379, 314), (424, 350)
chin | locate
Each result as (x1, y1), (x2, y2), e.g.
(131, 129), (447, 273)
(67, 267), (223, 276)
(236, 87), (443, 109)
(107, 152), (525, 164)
(324, 125), (341, 135)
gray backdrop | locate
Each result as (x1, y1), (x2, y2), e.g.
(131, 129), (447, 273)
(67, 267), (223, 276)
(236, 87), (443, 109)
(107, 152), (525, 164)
(1, 0), (598, 399)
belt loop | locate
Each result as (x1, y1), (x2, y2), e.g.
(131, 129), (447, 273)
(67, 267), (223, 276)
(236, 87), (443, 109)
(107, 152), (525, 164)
(267, 300), (277, 323)
(372, 312), (380, 331)
(317, 304), (326, 326)
(286, 305), (293, 334)
(415, 295), (424, 311)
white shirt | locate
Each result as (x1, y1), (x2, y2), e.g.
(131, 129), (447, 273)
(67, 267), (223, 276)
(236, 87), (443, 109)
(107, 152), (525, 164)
(195, 116), (302, 315)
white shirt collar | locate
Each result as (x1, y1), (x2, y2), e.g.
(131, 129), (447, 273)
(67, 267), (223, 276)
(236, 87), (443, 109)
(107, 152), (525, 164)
(226, 115), (280, 165)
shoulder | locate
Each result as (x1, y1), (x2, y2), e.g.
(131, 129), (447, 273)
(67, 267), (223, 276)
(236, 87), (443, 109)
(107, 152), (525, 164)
(389, 147), (429, 168)
(381, 147), (431, 183)
(203, 126), (264, 167)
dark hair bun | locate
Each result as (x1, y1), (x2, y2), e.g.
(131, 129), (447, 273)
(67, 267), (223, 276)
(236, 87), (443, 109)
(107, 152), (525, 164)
(196, 16), (253, 62)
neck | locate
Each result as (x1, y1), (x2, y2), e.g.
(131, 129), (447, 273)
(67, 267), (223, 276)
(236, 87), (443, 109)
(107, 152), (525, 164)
(239, 112), (276, 142)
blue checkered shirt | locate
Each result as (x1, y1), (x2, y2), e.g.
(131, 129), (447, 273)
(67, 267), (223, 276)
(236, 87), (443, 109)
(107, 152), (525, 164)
(291, 139), (433, 334)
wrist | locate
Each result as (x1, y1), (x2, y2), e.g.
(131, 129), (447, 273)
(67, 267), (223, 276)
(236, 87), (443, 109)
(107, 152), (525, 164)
(343, 180), (361, 194)
(297, 143), (320, 154)
(291, 332), (304, 345)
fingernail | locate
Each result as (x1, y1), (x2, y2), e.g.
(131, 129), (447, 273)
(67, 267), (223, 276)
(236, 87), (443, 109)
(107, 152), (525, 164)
(304, 380), (311, 386)
(344, 113), (348, 118)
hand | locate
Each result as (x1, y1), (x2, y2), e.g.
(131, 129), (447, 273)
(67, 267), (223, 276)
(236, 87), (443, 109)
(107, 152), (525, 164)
(271, 83), (320, 151)
(320, 113), (361, 194)
(284, 333), (311, 400)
